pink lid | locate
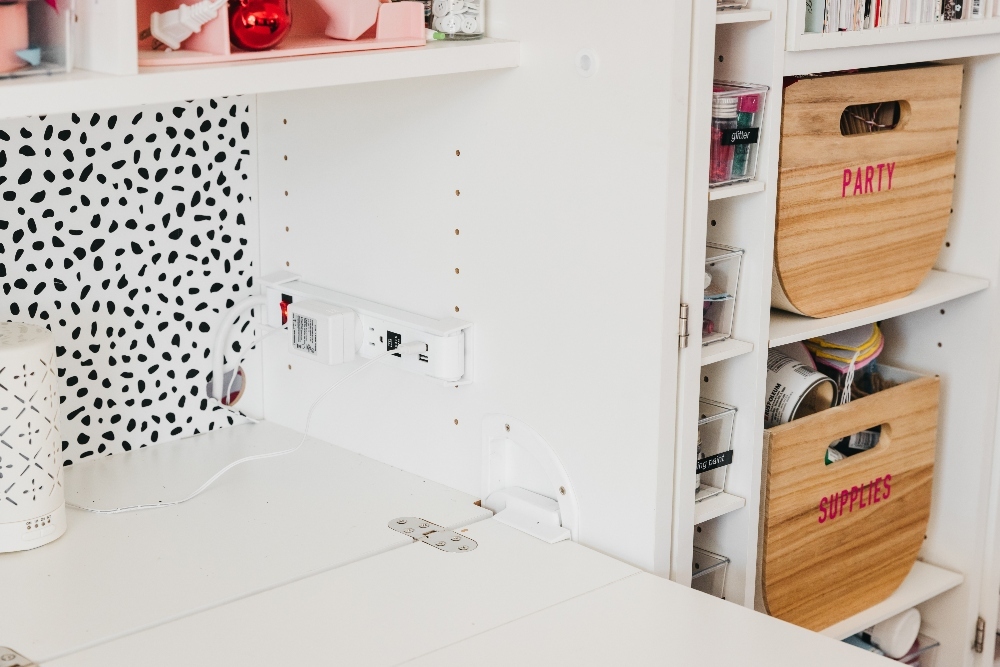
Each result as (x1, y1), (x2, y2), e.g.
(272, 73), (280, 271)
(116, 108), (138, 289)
(737, 94), (760, 113)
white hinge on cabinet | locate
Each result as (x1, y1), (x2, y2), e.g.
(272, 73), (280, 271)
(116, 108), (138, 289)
(0, 648), (37, 667)
(388, 517), (478, 553)
(679, 303), (690, 349)
(974, 616), (986, 653)
(483, 487), (571, 544)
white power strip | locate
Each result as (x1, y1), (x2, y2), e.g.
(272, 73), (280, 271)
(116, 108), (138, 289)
(262, 271), (474, 385)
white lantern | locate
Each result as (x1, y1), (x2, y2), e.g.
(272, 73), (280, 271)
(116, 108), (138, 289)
(0, 322), (66, 553)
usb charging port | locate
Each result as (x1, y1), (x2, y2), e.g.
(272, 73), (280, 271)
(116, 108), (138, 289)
(418, 354), (429, 363)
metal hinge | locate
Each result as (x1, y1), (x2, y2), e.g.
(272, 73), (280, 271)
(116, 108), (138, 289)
(974, 616), (986, 653)
(1, 648), (37, 667)
(679, 303), (690, 349)
(388, 517), (478, 553)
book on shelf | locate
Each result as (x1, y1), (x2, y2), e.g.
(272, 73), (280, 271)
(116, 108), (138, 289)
(805, 0), (993, 31)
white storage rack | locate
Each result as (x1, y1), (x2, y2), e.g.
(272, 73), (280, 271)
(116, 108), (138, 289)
(676, 1), (1000, 664)
(2, 0), (1000, 664)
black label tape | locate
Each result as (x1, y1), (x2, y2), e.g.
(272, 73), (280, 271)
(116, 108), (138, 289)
(697, 449), (734, 473)
(721, 128), (760, 146)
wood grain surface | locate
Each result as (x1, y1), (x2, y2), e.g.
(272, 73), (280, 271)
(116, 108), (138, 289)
(760, 376), (938, 631)
(774, 65), (963, 317)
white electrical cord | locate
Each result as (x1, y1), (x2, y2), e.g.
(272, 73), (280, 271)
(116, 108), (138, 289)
(67, 341), (428, 515)
(209, 295), (267, 401)
(218, 326), (285, 408)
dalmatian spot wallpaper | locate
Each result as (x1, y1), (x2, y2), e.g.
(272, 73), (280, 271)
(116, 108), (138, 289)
(0, 97), (260, 465)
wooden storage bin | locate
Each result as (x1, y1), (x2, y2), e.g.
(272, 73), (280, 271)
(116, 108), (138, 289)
(759, 368), (938, 631)
(773, 65), (963, 318)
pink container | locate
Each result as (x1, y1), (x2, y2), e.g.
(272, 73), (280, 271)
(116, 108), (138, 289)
(137, 0), (425, 66)
(0, 4), (30, 74)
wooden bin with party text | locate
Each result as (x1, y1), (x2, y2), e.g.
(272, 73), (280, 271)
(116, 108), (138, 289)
(758, 369), (938, 631)
(773, 65), (963, 318)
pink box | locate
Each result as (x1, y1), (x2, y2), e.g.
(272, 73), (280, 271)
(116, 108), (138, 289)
(0, 3), (30, 73)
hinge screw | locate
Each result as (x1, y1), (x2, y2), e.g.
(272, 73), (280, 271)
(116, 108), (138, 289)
(459, 545), (468, 550)
(451, 536), (461, 541)
(396, 519), (407, 524)
(559, 486), (566, 495)
(436, 541), (446, 547)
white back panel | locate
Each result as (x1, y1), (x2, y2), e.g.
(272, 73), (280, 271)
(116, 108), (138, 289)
(255, 0), (687, 569)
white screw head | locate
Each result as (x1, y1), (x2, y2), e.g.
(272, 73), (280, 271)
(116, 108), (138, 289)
(577, 49), (599, 78)
(396, 519), (407, 524)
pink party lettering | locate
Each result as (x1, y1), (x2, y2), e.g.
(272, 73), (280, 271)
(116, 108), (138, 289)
(842, 162), (895, 197)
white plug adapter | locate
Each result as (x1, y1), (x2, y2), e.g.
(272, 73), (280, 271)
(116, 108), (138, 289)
(287, 300), (362, 365)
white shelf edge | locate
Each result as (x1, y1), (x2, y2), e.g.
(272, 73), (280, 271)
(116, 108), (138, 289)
(694, 492), (746, 525)
(716, 8), (772, 24)
(701, 339), (754, 366)
(789, 16), (1000, 51)
(821, 561), (964, 640)
(709, 180), (766, 201)
(0, 38), (520, 121)
(785, 29), (1000, 76)
(769, 270), (989, 348)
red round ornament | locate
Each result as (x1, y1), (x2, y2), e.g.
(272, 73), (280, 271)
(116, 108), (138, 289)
(229, 0), (292, 51)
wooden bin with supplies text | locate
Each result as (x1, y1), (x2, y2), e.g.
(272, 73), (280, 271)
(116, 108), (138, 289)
(758, 367), (938, 631)
(773, 64), (963, 318)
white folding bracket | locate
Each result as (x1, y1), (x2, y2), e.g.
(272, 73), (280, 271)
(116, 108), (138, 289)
(484, 487), (570, 544)
(481, 415), (579, 543)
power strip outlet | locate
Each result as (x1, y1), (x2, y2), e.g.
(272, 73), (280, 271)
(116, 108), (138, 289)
(262, 272), (474, 385)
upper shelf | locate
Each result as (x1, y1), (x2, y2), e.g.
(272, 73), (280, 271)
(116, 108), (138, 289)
(0, 38), (520, 121)
(784, 19), (1000, 75)
(717, 8), (772, 24)
(820, 561), (963, 640)
(769, 270), (989, 348)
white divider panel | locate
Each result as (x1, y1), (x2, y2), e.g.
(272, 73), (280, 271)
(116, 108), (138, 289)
(254, 0), (689, 572)
(6, 421), (490, 663)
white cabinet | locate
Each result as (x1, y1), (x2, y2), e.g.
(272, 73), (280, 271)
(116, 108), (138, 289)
(2, 0), (1000, 664)
(672, 1), (1000, 664)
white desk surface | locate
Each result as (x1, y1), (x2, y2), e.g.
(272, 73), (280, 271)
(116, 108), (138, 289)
(45, 518), (890, 667)
(3, 421), (491, 663)
(405, 571), (894, 666)
(47, 518), (640, 667)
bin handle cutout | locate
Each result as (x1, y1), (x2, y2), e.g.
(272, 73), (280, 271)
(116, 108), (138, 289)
(840, 101), (909, 136)
(824, 423), (890, 466)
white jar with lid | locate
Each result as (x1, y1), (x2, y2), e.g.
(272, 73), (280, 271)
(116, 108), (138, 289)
(431, 0), (484, 39)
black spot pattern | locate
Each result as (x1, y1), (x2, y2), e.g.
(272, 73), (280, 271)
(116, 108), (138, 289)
(0, 97), (258, 464)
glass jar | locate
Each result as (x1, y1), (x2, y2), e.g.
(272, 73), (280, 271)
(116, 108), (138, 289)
(710, 96), (738, 185)
(431, 0), (484, 39)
